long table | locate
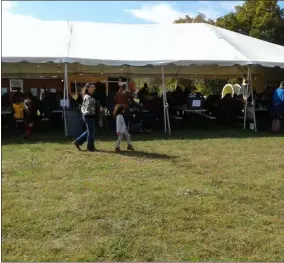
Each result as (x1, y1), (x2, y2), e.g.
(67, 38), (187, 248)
(1, 109), (13, 115)
(173, 105), (207, 113)
(172, 105), (216, 120)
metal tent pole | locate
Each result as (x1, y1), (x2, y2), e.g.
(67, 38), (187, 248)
(243, 68), (249, 130)
(248, 67), (257, 132)
(162, 67), (167, 133)
(162, 66), (171, 135)
(165, 91), (171, 135)
(63, 63), (68, 136)
(75, 79), (77, 98)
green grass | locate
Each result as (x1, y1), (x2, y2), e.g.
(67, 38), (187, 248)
(2, 129), (284, 261)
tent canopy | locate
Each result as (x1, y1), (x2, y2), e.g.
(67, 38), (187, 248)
(2, 12), (284, 77)
(2, 11), (70, 64)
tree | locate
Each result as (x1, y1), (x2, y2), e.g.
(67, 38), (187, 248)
(174, 12), (214, 25)
(174, 0), (284, 46)
(216, 0), (284, 45)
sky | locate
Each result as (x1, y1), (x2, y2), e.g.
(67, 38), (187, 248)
(3, 0), (283, 24)
(2, 1), (284, 24)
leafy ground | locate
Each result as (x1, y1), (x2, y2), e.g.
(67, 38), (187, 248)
(2, 128), (284, 261)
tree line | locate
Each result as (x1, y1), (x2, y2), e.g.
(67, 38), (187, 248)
(174, 0), (284, 46)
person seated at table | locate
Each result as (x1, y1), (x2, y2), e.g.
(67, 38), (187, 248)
(138, 83), (149, 104)
(76, 94), (83, 107)
(238, 94), (244, 102)
(22, 99), (34, 139)
(172, 85), (185, 105)
(217, 93), (235, 124)
(2, 94), (14, 134)
(204, 94), (221, 116)
(2, 93), (10, 110)
(94, 81), (107, 107)
(107, 91), (116, 113)
(232, 93), (243, 117)
(39, 87), (48, 102)
(259, 86), (273, 108)
(141, 95), (163, 131)
(68, 94), (76, 109)
(248, 90), (262, 108)
(166, 91), (176, 107)
(12, 88), (24, 104)
(12, 97), (25, 121)
(271, 81), (284, 133)
(11, 97), (25, 132)
(41, 91), (54, 119)
(129, 99), (142, 112)
(25, 92), (40, 116)
(183, 86), (191, 99)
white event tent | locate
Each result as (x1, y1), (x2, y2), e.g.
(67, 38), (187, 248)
(2, 12), (284, 134)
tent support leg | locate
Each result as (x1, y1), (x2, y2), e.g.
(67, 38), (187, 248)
(243, 68), (249, 130)
(75, 79), (77, 98)
(63, 63), (69, 137)
(162, 66), (171, 135)
(248, 68), (257, 132)
(162, 67), (167, 133)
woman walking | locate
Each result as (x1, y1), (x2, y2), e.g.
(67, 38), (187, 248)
(74, 83), (97, 152)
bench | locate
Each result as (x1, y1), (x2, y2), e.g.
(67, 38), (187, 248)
(170, 114), (183, 120)
(198, 113), (216, 120)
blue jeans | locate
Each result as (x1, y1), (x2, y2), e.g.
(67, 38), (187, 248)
(75, 116), (95, 150)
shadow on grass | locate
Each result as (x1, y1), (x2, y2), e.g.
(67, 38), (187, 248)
(2, 126), (283, 146)
(96, 149), (177, 160)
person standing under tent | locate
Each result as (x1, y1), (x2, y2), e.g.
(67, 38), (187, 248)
(73, 83), (97, 152)
(114, 83), (134, 125)
(271, 81), (284, 133)
(114, 83), (134, 109)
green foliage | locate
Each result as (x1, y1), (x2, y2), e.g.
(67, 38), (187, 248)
(133, 77), (194, 95)
(195, 82), (210, 96)
(227, 77), (243, 85)
(174, 0), (284, 46)
(195, 79), (227, 96)
(215, 0), (284, 45)
(174, 12), (215, 25)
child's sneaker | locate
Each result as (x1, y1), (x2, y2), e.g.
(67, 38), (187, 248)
(127, 145), (134, 151)
(115, 147), (121, 153)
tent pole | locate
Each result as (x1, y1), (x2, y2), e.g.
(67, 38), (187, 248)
(162, 66), (171, 135)
(65, 63), (69, 104)
(63, 63), (68, 136)
(243, 67), (249, 130)
(162, 66), (167, 133)
(75, 79), (77, 98)
(248, 68), (257, 132)
(165, 91), (171, 135)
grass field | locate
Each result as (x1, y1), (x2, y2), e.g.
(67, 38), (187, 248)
(2, 128), (284, 261)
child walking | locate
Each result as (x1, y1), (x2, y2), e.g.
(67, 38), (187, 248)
(114, 104), (134, 153)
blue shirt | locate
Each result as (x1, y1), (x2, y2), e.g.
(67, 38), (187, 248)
(272, 87), (284, 106)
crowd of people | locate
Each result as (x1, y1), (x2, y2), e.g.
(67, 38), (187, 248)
(2, 80), (284, 145)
